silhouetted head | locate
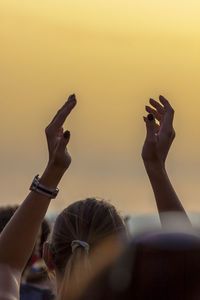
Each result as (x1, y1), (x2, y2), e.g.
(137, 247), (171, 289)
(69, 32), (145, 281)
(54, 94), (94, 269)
(0, 205), (19, 233)
(79, 230), (200, 300)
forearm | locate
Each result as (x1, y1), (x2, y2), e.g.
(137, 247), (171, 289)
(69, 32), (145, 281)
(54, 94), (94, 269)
(144, 161), (191, 227)
(0, 163), (66, 271)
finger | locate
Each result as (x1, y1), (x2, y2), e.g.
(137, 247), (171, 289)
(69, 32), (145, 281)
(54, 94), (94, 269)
(145, 105), (162, 122)
(145, 114), (157, 142)
(159, 95), (173, 111)
(57, 130), (71, 153)
(49, 94), (77, 129)
(143, 116), (160, 133)
(54, 94), (76, 128)
(159, 95), (174, 126)
(149, 98), (165, 115)
(49, 94), (75, 124)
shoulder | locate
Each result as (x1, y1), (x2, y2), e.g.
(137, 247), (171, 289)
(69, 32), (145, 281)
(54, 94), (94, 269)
(0, 264), (20, 300)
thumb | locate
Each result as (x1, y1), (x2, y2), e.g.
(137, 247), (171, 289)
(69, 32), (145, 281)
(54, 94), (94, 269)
(144, 114), (157, 142)
(57, 130), (71, 153)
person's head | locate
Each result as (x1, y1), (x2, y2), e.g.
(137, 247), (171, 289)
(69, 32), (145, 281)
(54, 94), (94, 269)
(43, 198), (127, 299)
(78, 230), (200, 300)
(0, 205), (19, 233)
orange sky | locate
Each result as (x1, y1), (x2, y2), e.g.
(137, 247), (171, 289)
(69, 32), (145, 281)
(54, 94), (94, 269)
(1, 0), (200, 216)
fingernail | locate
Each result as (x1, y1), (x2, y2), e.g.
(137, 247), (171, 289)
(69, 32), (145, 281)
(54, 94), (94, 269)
(69, 94), (75, 100)
(147, 113), (154, 121)
(64, 130), (70, 139)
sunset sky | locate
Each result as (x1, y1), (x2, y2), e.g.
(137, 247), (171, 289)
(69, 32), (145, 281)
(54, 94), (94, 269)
(1, 0), (200, 216)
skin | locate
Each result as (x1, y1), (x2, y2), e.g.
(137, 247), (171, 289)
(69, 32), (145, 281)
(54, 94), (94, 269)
(0, 94), (77, 300)
(142, 95), (191, 227)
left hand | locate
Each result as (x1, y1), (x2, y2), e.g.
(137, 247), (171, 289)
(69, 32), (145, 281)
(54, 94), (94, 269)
(142, 95), (175, 166)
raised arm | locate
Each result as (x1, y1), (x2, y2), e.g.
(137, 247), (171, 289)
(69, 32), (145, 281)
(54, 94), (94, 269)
(0, 94), (77, 297)
(142, 95), (191, 227)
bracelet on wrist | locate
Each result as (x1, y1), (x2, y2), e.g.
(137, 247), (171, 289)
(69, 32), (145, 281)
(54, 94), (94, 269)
(29, 175), (59, 199)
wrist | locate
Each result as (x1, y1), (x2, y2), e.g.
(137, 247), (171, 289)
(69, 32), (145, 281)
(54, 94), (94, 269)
(39, 162), (67, 189)
(143, 159), (166, 174)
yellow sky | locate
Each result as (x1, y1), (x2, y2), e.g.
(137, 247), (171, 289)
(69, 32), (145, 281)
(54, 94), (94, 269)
(1, 0), (200, 216)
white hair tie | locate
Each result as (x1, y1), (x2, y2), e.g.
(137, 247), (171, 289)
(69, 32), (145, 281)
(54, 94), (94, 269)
(71, 240), (90, 254)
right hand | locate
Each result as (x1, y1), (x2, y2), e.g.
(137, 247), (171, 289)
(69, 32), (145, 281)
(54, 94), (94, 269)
(142, 95), (175, 166)
(45, 94), (77, 171)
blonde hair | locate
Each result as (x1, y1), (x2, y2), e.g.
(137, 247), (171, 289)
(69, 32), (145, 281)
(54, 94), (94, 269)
(50, 198), (127, 300)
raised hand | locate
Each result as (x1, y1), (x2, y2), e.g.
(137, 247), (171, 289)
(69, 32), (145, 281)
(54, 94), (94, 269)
(142, 95), (175, 166)
(141, 96), (190, 226)
(45, 94), (77, 171)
